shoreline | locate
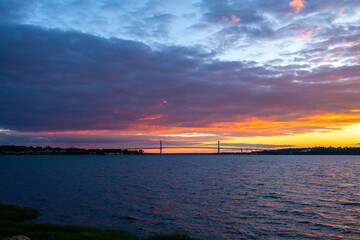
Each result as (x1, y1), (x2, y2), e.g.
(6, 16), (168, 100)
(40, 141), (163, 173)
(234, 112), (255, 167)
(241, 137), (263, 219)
(0, 203), (193, 240)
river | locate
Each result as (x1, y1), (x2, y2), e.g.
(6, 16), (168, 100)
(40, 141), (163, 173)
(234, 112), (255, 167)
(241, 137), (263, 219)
(1, 155), (360, 239)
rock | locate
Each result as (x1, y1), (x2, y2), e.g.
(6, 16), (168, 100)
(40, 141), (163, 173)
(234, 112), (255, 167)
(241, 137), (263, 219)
(4, 236), (31, 240)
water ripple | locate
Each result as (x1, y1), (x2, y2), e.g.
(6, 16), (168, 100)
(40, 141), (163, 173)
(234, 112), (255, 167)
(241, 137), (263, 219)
(1, 155), (360, 239)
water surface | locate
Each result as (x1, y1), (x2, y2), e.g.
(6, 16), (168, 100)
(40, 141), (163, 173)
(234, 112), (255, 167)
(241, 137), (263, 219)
(1, 155), (360, 239)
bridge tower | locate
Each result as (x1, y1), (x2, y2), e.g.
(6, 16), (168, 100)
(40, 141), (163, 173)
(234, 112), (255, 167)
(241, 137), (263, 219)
(160, 140), (162, 154)
(218, 141), (220, 154)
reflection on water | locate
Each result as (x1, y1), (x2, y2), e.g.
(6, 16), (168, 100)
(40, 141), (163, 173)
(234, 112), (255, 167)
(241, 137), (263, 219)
(1, 155), (360, 239)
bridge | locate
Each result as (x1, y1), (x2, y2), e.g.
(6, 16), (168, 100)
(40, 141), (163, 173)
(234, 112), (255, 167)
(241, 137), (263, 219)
(125, 141), (266, 154)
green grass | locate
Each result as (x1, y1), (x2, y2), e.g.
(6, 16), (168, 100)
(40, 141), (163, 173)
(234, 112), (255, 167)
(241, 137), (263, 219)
(0, 203), (194, 240)
(0, 203), (39, 222)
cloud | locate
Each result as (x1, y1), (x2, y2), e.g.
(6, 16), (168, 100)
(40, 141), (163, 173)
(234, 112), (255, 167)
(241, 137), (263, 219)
(2, 0), (359, 59)
(192, 0), (360, 56)
(221, 143), (294, 149)
(0, 0), (176, 44)
(295, 30), (313, 39)
(222, 15), (241, 23)
(1, 0), (360, 148)
(29, 137), (51, 143)
(294, 27), (321, 39)
(124, 13), (176, 39)
(344, 40), (360, 46)
(1, 23), (360, 138)
(287, 0), (306, 16)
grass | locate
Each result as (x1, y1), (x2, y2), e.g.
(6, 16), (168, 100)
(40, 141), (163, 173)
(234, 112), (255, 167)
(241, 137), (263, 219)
(0, 203), (192, 240)
(0, 203), (39, 222)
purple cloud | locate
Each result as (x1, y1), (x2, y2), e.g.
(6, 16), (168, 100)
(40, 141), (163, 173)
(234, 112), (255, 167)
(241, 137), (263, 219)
(1, 0), (360, 148)
(1, 23), (360, 134)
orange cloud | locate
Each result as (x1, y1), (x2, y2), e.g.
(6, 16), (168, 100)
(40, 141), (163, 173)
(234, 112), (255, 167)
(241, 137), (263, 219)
(27, 112), (360, 153)
(139, 115), (163, 121)
(345, 39), (360, 46)
(295, 26), (321, 40)
(35, 113), (360, 139)
(230, 15), (241, 23)
(159, 100), (168, 106)
(122, 112), (360, 137)
(287, 0), (306, 16)
(222, 15), (241, 23)
(295, 30), (313, 39)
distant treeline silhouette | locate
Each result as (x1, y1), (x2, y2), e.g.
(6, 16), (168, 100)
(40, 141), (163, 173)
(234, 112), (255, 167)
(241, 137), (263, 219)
(2, 145), (360, 155)
(0, 145), (143, 155)
(256, 147), (360, 155)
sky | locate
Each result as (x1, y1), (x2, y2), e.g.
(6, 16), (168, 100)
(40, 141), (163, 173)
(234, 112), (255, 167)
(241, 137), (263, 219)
(1, 0), (360, 153)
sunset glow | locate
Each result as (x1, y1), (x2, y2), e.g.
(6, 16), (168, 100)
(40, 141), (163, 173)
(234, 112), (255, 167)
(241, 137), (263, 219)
(1, 0), (360, 152)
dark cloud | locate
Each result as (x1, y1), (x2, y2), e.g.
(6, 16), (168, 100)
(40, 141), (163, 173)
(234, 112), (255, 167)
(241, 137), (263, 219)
(1, 0), (360, 149)
(0, 129), (157, 148)
(1, 23), (360, 137)
(0, 0), (37, 24)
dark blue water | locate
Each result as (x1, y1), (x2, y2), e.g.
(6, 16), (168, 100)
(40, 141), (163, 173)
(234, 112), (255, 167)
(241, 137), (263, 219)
(1, 155), (360, 239)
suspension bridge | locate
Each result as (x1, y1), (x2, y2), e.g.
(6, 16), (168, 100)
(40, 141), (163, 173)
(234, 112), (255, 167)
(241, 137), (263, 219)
(125, 141), (266, 154)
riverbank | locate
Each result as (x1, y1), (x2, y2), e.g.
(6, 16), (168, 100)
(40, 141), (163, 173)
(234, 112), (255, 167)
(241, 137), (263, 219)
(0, 145), (143, 155)
(0, 203), (191, 240)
